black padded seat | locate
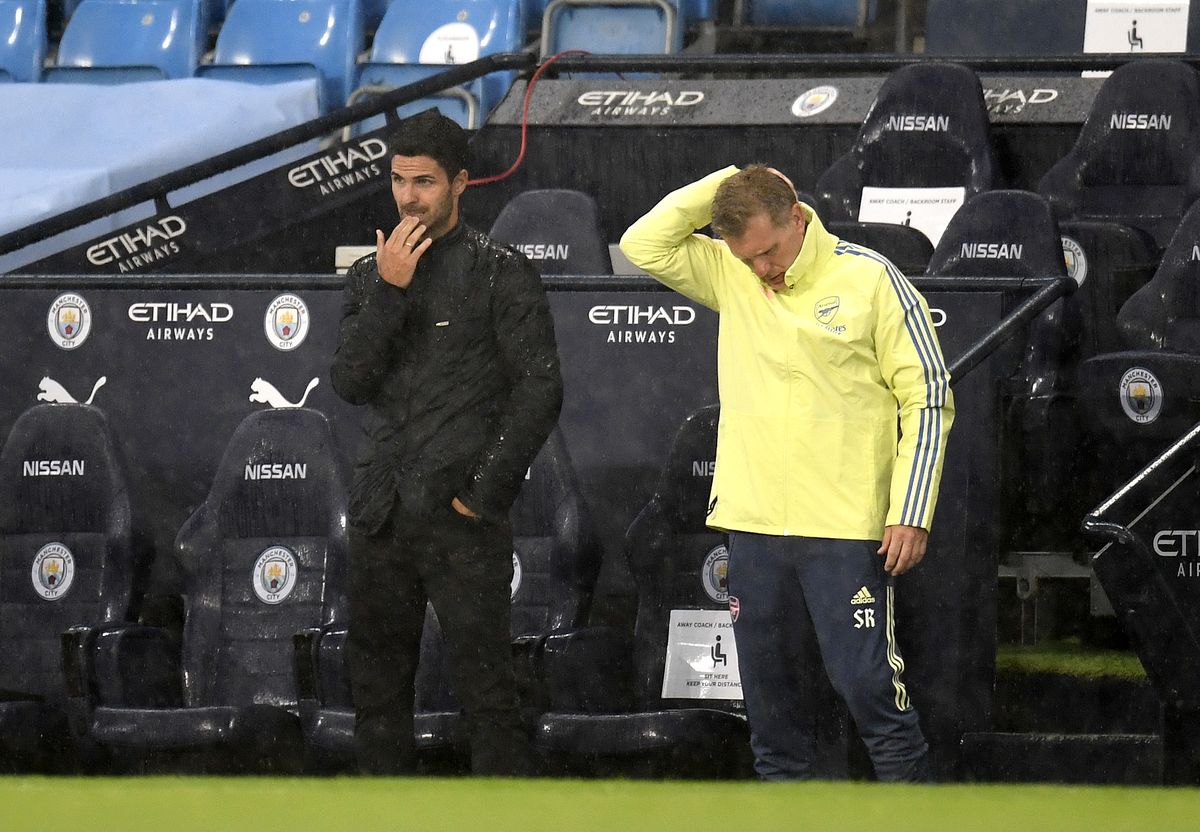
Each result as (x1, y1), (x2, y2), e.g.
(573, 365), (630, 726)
(0, 404), (135, 772)
(1039, 60), (1200, 250)
(74, 408), (348, 774)
(535, 405), (753, 778)
(489, 189), (613, 275)
(816, 62), (996, 229)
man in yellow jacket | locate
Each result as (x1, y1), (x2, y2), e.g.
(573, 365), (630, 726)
(621, 165), (954, 781)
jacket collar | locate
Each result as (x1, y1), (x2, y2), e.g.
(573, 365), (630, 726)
(782, 203), (835, 291)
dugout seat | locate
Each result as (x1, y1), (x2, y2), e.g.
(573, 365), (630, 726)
(489, 190), (613, 275)
(67, 408), (348, 773)
(197, 0), (365, 115)
(535, 405), (755, 778)
(351, 0), (524, 132)
(297, 425), (605, 772)
(0, 0), (46, 82)
(815, 62), (996, 249)
(541, 0), (683, 59)
(0, 404), (135, 773)
(46, 0), (205, 83)
(1039, 60), (1200, 251)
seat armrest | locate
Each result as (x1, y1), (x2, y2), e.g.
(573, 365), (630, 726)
(294, 625), (352, 708)
(62, 623), (183, 710)
(538, 626), (635, 713)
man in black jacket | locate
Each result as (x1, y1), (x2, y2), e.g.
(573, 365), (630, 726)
(331, 110), (562, 776)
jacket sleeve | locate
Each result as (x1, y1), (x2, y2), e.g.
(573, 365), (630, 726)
(329, 255), (411, 405)
(872, 264), (955, 531)
(618, 167), (740, 311)
(459, 254), (564, 524)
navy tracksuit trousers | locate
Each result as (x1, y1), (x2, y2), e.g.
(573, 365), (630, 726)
(727, 532), (928, 782)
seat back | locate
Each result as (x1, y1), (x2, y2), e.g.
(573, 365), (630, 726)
(52, 0), (204, 80)
(1039, 60), (1200, 249)
(489, 189), (613, 275)
(178, 408), (348, 708)
(927, 190), (1067, 279)
(0, 0), (47, 82)
(0, 404), (133, 701)
(205, 0), (365, 113)
(1118, 198), (1200, 353)
(815, 62), (996, 245)
(541, 0), (682, 57)
(623, 405), (731, 708)
(746, 0), (875, 28)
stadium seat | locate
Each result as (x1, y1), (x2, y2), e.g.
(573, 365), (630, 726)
(926, 0), (1200, 56)
(351, 0), (524, 131)
(46, 0), (206, 83)
(746, 0), (877, 28)
(535, 405), (755, 778)
(0, 0), (47, 82)
(0, 404), (135, 773)
(197, 0), (365, 115)
(1038, 60), (1200, 251)
(541, 0), (683, 58)
(68, 408), (348, 773)
(815, 62), (997, 248)
(298, 426), (605, 773)
(489, 189), (613, 274)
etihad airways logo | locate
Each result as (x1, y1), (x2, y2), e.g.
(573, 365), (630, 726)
(1110, 113), (1173, 130)
(128, 302), (233, 342)
(87, 216), (187, 273)
(287, 138), (387, 196)
(884, 114), (950, 132)
(577, 90), (704, 117)
(588, 304), (696, 345)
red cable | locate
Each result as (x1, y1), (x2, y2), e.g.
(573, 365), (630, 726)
(467, 50), (590, 187)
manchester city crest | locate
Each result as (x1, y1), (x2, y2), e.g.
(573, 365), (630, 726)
(792, 85), (839, 119)
(31, 542), (75, 600)
(264, 294), (310, 351)
(701, 544), (730, 604)
(47, 293), (93, 350)
(251, 545), (298, 604)
(1119, 367), (1163, 424)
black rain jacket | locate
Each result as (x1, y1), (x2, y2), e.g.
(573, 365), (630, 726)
(330, 222), (563, 533)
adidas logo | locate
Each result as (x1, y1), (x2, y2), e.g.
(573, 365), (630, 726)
(850, 586), (875, 605)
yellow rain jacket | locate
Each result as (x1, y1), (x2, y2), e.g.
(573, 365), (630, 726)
(620, 167), (954, 539)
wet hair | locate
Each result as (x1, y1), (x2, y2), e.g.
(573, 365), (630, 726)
(711, 164), (798, 239)
(387, 108), (470, 180)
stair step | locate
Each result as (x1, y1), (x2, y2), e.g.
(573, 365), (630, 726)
(961, 732), (1163, 785)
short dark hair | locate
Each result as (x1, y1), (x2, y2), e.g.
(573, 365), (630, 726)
(387, 108), (470, 180)
(711, 164), (797, 239)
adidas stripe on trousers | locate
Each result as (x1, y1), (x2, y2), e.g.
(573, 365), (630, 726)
(727, 532), (929, 782)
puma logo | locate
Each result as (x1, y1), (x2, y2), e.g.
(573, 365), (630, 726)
(37, 376), (106, 405)
(248, 377), (319, 409)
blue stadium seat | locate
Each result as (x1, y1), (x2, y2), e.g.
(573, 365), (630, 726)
(535, 406), (755, 778)
(541, 0), (683, 57)
(0, 0), (47, 82)
(926, 0), (1200, 56)
(68, 408), (348, 773)
(298, 426), (605, 773)
(815, 62), (997, 245)
(197, 0), (365, 114)
(0, 404), (135, 773)
(489, 189), (613, 274)
(746, 0), (876, 28)
(1039, 60), (1200, 251)
(352, 0), (524, 131)
(46, 0), (205, 83)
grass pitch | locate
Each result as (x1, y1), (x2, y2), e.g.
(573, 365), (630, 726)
(3, 777), (1200, 832)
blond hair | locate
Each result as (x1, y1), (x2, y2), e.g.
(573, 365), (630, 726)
(711, 165), (798, 239)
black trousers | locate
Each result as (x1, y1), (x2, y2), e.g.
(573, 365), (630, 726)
(348, 503), (533, 775)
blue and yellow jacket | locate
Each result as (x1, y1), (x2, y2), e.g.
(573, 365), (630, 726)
(620, 167), (954, 539)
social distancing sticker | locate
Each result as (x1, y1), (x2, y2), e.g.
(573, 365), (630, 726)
(661, 609), (743, 700)
(1084, 1), (1189, 53)
(857, 186), (966, 247)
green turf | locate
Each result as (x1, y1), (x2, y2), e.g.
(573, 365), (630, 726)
(2, 777), (1200, 831)
(997, 640), (1148, 680)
